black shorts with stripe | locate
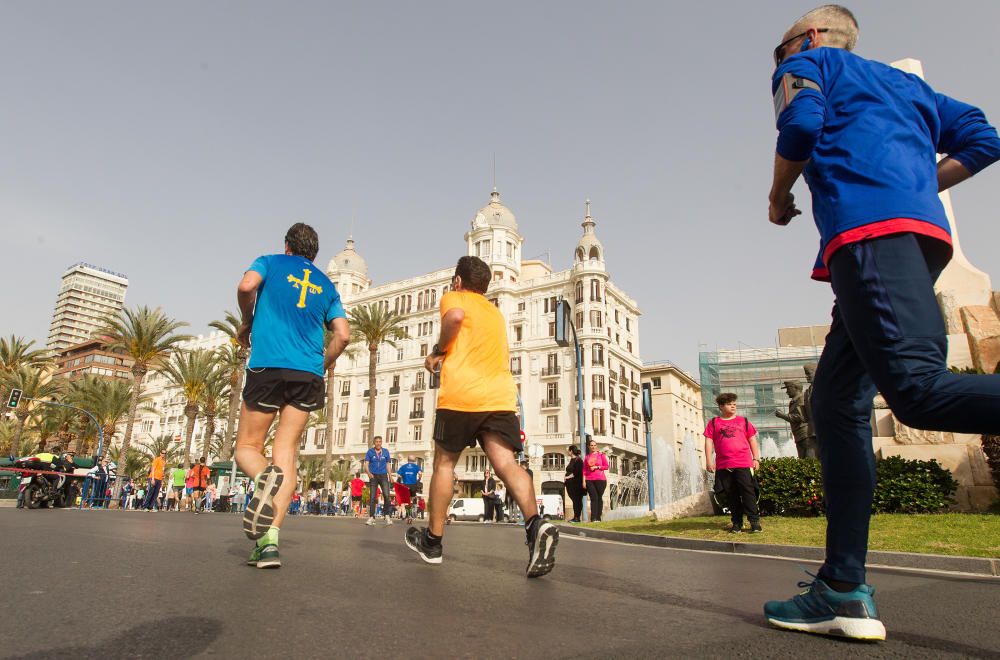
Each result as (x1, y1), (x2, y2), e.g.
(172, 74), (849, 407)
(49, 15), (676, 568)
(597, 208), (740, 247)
(243, 367), (324, 413)
(432, 409), (522, 454)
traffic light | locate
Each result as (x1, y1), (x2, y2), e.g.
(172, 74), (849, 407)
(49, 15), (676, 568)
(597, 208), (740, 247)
(554, 298), (570, 347)
(641, 383), (653, 422)
(7, 389), (23, 409)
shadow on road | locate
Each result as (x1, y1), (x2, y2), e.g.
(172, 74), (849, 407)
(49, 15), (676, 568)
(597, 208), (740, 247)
(7, 616), (222, 660)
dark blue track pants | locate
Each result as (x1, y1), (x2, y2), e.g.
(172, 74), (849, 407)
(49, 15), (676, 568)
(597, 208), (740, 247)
(815, 233), (1000, 584)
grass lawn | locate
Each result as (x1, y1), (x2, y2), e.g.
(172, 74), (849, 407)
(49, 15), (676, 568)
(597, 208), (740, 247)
(580, 513), (1000, 558)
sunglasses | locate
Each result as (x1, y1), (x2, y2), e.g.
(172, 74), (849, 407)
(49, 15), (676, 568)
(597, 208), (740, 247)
(773, 28), (829, 67)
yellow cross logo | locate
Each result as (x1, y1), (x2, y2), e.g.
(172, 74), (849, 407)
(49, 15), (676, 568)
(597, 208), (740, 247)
(287, 268), (323, 308)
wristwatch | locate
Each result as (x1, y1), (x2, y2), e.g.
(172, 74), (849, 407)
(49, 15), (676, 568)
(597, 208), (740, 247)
(432, 343), (447, 357)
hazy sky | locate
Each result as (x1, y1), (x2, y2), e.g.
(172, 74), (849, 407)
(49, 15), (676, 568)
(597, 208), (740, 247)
(4, 1), (1000, 374)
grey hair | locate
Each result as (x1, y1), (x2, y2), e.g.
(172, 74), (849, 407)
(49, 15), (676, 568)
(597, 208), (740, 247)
(790, 5), (859, 51)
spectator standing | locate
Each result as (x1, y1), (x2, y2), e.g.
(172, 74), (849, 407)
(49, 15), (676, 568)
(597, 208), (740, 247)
(142, 450), (167, 511)
(493, 482), (506, 522)
(704, 393), (761, 534)
(206, 483), (217, 512)
(481, 469), (496, 523)
(583, 438), (609, 522)
(563, 446), (584, 522)
(365, 436), (393, 526)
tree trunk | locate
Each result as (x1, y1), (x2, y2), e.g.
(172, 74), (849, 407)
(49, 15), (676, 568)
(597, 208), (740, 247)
(182, 402), (198, 468)
(367, 345), (377, 443)
(324, 368), (336, 488)
(203, 412), (216, 462)
(111, 367), (145, 499)
(221, 356), (245, 462)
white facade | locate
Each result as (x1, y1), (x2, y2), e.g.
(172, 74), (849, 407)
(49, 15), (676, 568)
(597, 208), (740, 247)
(47, 263), (128, 352)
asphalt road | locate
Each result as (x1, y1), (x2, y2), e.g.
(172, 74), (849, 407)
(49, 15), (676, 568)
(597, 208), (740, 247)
(0, 509), (997, 659)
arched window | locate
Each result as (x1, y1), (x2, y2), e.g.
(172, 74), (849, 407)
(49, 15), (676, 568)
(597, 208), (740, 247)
(576, 247), (585, 262)
(541, 453), (566, 470)
(589, 246), (601, 261)
(574, 280), (584, 304)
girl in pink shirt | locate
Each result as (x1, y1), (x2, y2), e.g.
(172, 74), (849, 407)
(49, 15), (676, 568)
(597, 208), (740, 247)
(584, 438), (609, 521)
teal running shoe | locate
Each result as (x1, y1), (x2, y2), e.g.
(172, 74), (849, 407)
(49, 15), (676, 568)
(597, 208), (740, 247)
(764, 574), (886, 641)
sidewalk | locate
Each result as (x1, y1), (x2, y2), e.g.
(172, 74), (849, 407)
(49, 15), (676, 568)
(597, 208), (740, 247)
(557, 524), (1000, 577)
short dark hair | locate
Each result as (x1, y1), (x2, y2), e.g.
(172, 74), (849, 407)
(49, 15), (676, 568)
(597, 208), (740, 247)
(285, 223), (319, 261)
(454, 256), (491, 294)
(716, 392), (738, 407)
(374, 435), (382, 442)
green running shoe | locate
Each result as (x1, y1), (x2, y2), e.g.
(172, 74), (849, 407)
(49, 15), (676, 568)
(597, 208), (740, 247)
(255, 543), (280, 569)
(246, 544), (263, 566)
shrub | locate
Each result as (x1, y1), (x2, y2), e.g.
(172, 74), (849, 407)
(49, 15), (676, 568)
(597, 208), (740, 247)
(715, 456), (958, 517)
(872, 455), (958, 513)
(756, 457), (825, 516)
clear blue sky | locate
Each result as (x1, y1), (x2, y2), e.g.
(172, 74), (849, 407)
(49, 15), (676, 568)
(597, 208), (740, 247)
(4, 1), (1000, 373)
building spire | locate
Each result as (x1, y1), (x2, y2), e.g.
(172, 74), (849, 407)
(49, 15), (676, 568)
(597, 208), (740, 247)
(582, 198), (596, 234)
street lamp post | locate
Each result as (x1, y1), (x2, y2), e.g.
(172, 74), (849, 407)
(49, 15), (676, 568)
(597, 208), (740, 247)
(555, 298), (589, 520)
(641, 383), (655, 511)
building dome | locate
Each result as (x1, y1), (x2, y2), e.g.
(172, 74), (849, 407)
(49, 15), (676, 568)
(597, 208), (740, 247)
(327, 236), (368, 275)
(575, 200), (604, 263)
(471, 188), (518, 230)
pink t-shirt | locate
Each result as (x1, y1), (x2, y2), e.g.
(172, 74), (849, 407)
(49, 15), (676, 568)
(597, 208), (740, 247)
(704, 416), (756, 469)
(584, 452), (609, 481)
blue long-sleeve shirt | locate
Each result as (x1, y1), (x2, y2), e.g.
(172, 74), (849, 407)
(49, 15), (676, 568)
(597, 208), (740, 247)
(772, 48), (1000, 280)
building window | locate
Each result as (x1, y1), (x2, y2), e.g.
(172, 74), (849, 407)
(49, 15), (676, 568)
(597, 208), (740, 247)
(621, 421), (627, 438)
(397, 348), (404, 361)
(387, 427), (397, 444)
(546, 415), (558, 433)
(546, 382), (559, 402)
(575, 311), (583, 329)
(590, 311), (602, 328)
(627, 341), (633, 353)
(363, 429), (370, 444)
(514, 325), (523, 342)
(541, 452), (565, 470)
(299, 431), (308, 450)
(592, 374), (606, 399)
(592, 343), (604, 365)
(608, 455), (618, 474)
(517, 301), (525, 312)
(574, 281), (584, 304)
(590, 279), (602, 301)
(548, 322), (555, 337)
(420, 343), (428, 357)
(543, 296), (558, 313)
(388, 399), (398, 421)
(510, 356), (521, 375)
(592, 409), (605, 434)
(413, 425), (422, 443)
(626, 317), (631, 331)
(315, 428), (326, 449)
(336, 428), (346, 446)
(633, 427), (639, 443)
(652, 376), (662, 389)
(494, 271), (502, 281)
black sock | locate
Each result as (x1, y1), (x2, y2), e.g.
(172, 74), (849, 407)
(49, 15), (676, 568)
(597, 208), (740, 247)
(824, 578), (860, 593)
(424, 529), (442, 546)
(524, 515), (539, 530)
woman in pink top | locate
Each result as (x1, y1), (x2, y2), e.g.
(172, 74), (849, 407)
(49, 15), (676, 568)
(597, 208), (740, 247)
(584, 437), (609, 521)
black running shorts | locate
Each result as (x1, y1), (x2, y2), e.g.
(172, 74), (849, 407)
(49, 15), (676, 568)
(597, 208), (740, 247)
(243, 367), (325, 413)
(432, 409), (522, 454)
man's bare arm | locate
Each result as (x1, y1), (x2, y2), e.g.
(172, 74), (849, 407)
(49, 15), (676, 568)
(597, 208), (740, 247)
(424, 308), (465, 373)
(236, 271), (263, 348)
(937, 157), (973, 192)
(324, 317), (350, 372)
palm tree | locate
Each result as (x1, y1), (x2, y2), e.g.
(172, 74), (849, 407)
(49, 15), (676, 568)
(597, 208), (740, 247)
(67, 376), (151, 457)
(348, 304), (407, 444)
(159, 349), (216, 469)
(94, 305), (189, 493)
(321, 339), (357, 489)
(106, 444), (147, 481)
(29, 404), (81, 453)
(210, 312), (248, 462)
(0, 336), (52, 426)
(135, 434), (184, 466)
(298, 456), (327, 491)
(1, 366), (64, 456)
(199, 366), (229, 462)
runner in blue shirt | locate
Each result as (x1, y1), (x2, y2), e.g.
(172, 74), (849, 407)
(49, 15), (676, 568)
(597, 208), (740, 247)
(234, 223), (351, 569)
(765, 6), (1000, 641)
(364, 436), (393, 526)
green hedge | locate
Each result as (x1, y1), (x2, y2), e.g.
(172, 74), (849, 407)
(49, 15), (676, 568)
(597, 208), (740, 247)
(726, 456), (958, 516)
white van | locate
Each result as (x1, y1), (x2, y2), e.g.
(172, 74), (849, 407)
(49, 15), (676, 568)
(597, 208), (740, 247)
(538, 494), (564, 521)
(447, 497), (487, 522)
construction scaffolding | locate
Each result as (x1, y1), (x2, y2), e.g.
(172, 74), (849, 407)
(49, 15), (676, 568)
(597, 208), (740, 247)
(698, 344), (824, 458)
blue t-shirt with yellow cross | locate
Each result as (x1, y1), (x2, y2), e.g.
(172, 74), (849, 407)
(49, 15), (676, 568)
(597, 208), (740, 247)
(246, 254), (346, 377)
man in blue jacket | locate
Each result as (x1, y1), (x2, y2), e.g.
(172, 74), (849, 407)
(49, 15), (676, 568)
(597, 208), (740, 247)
(767, 5), (1000, 640)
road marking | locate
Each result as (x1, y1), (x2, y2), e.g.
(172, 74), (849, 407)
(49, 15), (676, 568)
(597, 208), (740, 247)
(561, 534), (1000, 581)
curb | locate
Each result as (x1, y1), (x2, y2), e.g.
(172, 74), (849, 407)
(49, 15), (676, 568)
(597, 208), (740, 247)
(557, 524), (1000, 577)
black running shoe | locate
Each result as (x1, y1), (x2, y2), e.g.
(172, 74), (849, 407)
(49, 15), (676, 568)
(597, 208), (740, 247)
(525, 517), (559, 578)
(405, 527), (442, 565)
(750, 521), (763, 533)
(243, 465), (284, 540)
(729, 524), (743, 533)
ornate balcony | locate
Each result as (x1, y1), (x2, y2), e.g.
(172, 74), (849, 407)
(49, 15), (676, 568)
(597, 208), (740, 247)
(541, 366), (562, 378)
(409, 410), (425, 419)
(540, 397), (562, 409)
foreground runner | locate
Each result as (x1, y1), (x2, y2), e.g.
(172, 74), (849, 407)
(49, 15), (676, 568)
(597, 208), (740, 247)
(405, 256), (558, 577)
(766, 5), (1000, 640)
(234, 223), (350, 568)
